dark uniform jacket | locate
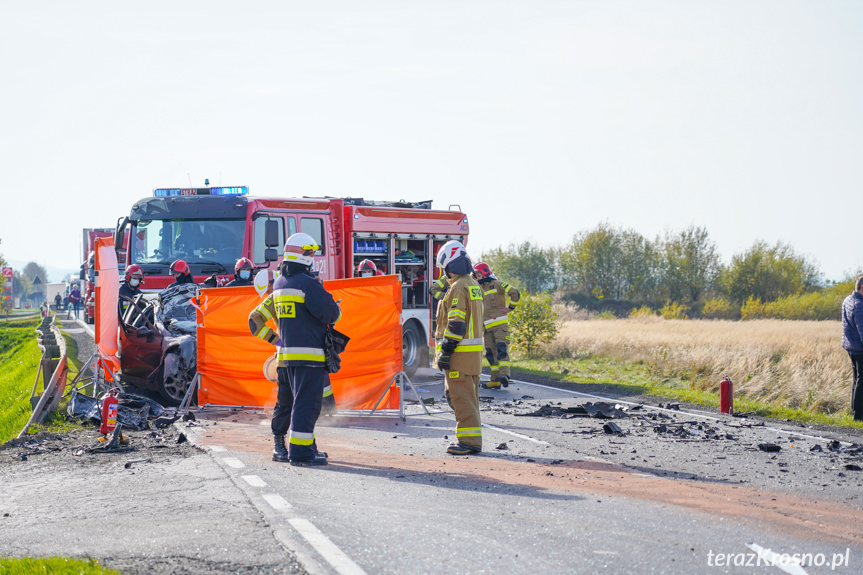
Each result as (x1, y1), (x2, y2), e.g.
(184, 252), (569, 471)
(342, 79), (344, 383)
(434, 274), (484, 375)
(118, 283), (141, 319)
(225, 277), (253, 287)
(165, 273), (196, 289)
(249, 270), (341, 367)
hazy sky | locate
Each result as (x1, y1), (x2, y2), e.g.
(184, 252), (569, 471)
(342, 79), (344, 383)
(2, 1), (861, 280)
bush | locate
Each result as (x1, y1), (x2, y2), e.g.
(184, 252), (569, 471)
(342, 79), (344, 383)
(740, 296), (765, 320)
(701, 296), (737, 320)
(629, 305), (655, 318)
(509, 292), (560, 357)
(659, 300), (689, 320)
(594, 310), (617, 320)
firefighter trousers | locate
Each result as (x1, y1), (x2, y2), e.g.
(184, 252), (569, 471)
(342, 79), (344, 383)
(271, 367), (295, 436)
(445, 371), (482, 450)
(483, 324), (511, 381)
(286, 365), (327, 461)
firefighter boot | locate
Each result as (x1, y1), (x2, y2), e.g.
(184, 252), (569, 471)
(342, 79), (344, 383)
(484, 379), (501, 389)
(447, 442), (481, 455)
(290, 454), (328, 466)
(500, 376), (509, 388)
(272, 435), (290, 463)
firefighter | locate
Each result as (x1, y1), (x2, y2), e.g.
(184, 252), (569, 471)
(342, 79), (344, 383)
(434, 240), (484, 455)
(166, 259), (195, 288)
(224, 258), (255, 287)
(356, 259), (382, 277)
(249, 233), (340, 466)
(429, 273), (448, 301)
(473, 262), (520, 389)
(119, 264), (145, 319)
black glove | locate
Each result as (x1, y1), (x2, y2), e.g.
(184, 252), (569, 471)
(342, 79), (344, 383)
(437, 352), (452, 371)
(437, 337), (458, 371)
(203, 274), (218, 287)
(508, 305), (516, 311)
(441, 337), (458, 355)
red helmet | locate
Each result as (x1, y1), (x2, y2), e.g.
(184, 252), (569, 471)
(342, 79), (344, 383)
(357, 259), (378, 277)
(473, 262), (493, 280)
(235, 257), (254, 274)
(170, 259), (190, 275)
(124, 264), (145, 283)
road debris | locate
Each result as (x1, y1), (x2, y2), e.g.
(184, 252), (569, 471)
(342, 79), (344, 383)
(757, 443), (782, 452)
(602, 422), (623, 435)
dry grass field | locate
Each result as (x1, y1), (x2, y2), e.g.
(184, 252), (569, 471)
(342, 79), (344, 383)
(545, 317), (852, 415)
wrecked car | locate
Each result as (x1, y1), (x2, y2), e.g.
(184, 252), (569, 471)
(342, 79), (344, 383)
(118, 284), (198, 405)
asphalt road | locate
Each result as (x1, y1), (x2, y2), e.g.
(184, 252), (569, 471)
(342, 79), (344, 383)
(5, 320), (861, 575)
(180, 369), (863, 575)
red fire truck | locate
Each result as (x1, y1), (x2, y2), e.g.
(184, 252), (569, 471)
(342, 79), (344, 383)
(80, 228), (118, 324)
(114, 185), (470, 382)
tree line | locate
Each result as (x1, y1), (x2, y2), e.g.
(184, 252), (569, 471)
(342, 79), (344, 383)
(481, 223), (851, 320)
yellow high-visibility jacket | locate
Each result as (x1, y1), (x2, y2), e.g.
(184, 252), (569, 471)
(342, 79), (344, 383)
(434, 274), (484, 375)
(479, 278), (520, 329)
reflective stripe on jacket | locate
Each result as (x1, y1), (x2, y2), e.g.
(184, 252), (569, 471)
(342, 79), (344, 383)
(480, 278), (520, 327)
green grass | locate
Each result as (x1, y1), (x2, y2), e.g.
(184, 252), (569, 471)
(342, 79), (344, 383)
(0, 556), (120, 574)
(0, 315), (90, 442)
(513, 355), (863, 429)
(0, 316), (42, 442)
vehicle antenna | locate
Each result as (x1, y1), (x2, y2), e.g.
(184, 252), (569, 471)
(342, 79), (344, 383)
(187, 173), (193, 186)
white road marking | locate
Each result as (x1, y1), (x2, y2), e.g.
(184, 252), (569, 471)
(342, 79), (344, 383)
(241, 475), (267, 487)
(222, 457), (245, 469)
(209, 446), (227, 452)
(288, 517), (367, 575)
(511, 378), (850, 446)
(482, 422), (548, 444)
(592, 550), (619, 555)
(746, 543), (809, 575)
(262, 493), (292, 511)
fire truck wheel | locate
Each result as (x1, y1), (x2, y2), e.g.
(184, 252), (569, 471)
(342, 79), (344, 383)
(402, 321), (423, 379)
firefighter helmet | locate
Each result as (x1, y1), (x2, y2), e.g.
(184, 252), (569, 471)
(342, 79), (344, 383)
(124, 264), (145, 283)
(284, 233), (319, 267)
(235, 257), (254, 274)
(253, 269), (276, 297)
(436, 240), (467, 269)
(436, 240), (473, 276)
(357, 259), (378, 277)
(473, 262), (493, 280)
(170, 259), (190, 275)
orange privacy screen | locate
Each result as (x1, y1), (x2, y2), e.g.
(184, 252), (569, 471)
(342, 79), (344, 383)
(196, 275), (402, 410)
(94, 237), (120, 379)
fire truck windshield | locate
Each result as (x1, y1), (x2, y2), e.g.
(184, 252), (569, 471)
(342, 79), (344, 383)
(131, 218), (245, 269)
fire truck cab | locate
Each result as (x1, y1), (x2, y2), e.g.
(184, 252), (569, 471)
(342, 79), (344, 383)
(115, 186), (469, 380)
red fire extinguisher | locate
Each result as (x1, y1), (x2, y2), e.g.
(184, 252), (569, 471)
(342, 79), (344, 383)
(720, 375), (734, 414)
(100, 388), (119, 435)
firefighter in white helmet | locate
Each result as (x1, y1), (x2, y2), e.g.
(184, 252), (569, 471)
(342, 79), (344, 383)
(473, 262), (520, 389)
(248, 233), (341, 466)
(434, 240), (484, 455)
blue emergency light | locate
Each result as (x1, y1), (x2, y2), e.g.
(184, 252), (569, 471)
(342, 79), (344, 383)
(153, 186), (249, 197)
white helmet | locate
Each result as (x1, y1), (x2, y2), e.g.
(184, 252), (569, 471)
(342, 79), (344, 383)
(436, 240), (467, 269)
(253, 268), (280, 297)
(284, 232), (319, 267)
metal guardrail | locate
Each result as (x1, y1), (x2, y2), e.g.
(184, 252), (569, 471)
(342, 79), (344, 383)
(17, 313), (69, 438)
